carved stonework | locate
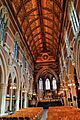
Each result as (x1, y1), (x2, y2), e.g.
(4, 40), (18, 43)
(0, 6), (9, 46)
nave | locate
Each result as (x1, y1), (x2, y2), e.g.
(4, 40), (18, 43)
(0, 0), (80, 119)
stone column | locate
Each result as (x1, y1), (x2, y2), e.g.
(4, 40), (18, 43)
(10, 88), (13, 111)
(63, 90), (67, 106)
(0, 83), (7, 115)
(21, 91), (22, 109)
(24, 92), (28, 108)
(71, 85), (78, 108)
(16, 89), (20, 111)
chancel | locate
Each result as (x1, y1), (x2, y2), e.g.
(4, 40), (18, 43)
(0, 0), (80, 120)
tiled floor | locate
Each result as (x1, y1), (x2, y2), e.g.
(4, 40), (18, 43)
(40, 109), (48, 120)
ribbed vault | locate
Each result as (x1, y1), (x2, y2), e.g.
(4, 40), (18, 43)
(6, 0), (64, 61)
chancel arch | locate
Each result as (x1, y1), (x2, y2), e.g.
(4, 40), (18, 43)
(36, 67), (59, 101)
(36, 67), (58, 83)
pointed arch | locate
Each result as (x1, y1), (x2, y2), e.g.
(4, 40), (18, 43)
(0, 47), (8, 83)
(36, 67), (58, 82)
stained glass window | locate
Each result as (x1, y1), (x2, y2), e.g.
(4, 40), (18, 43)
(39, 78), (43, 90)
(52, 78), (57, 90)
(45, 78), (50, 90)
(14, 41), (19, 59)
(69, 1), (79, 36)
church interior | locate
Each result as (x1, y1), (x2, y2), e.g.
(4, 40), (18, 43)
(0, 0), (80, 119)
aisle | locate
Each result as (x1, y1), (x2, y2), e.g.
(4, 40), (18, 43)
(40, 109), (48, 120)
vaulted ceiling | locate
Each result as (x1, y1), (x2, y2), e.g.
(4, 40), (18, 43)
(6, 0), (64, 62)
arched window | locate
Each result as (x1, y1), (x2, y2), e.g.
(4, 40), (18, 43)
(0, 6), (8, 46)
(39, 78), (43, 90)
(68, 1), (79, 36)
(14, 41), (19, 59)
(45, 78), (50, 90)
(52, 78), (57, 90)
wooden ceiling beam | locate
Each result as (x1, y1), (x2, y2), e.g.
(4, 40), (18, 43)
(25, 25), (59, 42)
(32, 40), (56, 52)
(32, 42), (56, 51)
(28, 30), (58, 43)
(23, 16), (60, 36)
(23, 3), (38, 57)
(19, 7), (38, 26)
(33, 45), (55, 56)
(50, 0), (62, 11)
(42, 7), (61, 22)
(32, 47), (43, 55)
(16, 0), (31, 15)
(9, 0), (64, 61)
(28, 31), (58, 47)
(44, 25), (59, 36)
(34, 37), (57, 44)
(37, 0), (46, 50)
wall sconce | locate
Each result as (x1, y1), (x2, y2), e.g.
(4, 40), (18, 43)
(78, 86), (80, 90)
(28, 92), (32, 95)
(72, 61), (75, 66)
(63, 88), (68, 91)
(22, 88), (27, 93)
(33, 91), (36, 96)
(22, 90), (27, 93)
(10, 84), (17, 89)
(58, 91), (64, 95)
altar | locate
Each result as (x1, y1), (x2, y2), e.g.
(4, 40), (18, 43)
(37, 99), (62, 109)
(38, 77), (57, 100)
